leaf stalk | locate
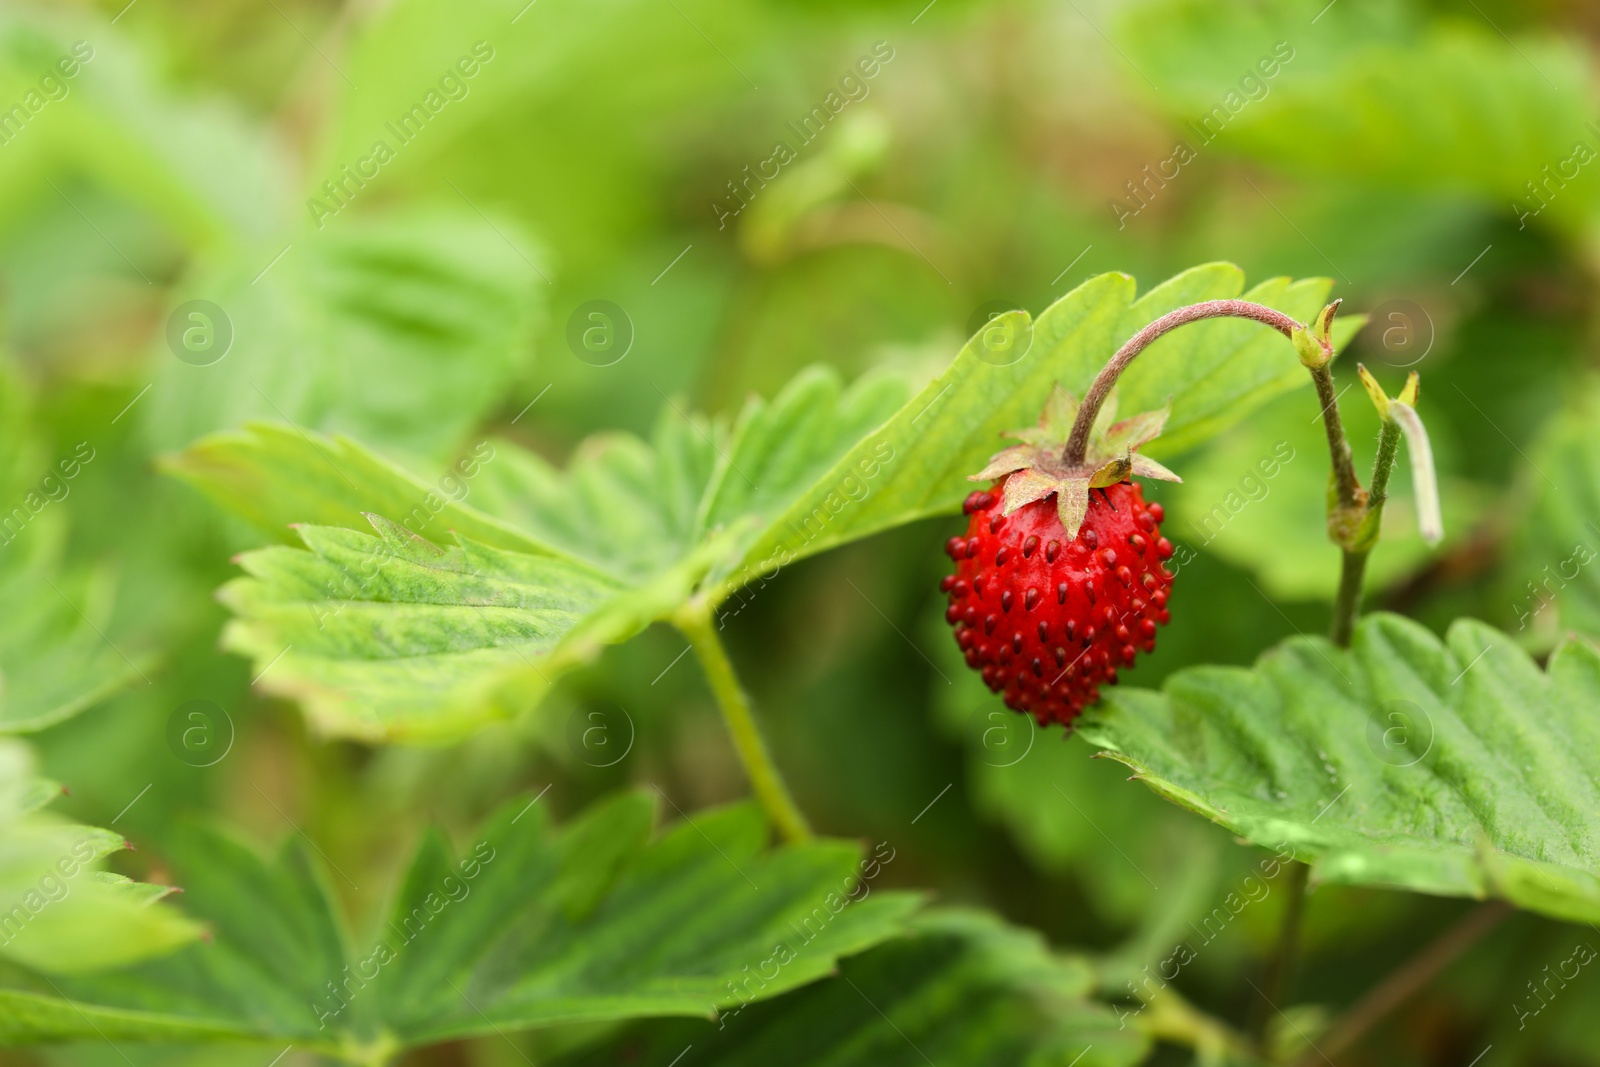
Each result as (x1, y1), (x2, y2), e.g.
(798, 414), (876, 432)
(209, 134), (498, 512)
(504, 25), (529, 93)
(675, 601), (814, 843)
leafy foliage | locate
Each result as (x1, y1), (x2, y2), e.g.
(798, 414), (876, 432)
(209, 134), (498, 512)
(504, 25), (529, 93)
(0, 792), (920, 1059)
(0, 11), (289, 248)
(1119, 1), (1599, 232)
(0, 740), (200, 973)
(1079, 613), (1600, 924)
(6, 0), (1597, 1058)
(0, 372), (149, 733)
(552, 909), (1148, 1067)
(146, 210), (547, 463)
(0, 526), (148, 733)
(171, 265), (1352, 741)
(218, 519), (630, 741)
(1512, 377), (1600, 643)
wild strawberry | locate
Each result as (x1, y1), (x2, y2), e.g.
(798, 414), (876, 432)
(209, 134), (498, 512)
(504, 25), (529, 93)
(942, 386), (1179, 727)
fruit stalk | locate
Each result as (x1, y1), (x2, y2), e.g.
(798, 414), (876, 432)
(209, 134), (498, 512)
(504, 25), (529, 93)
(1060, 298), (1423, 649)
(676, 602), (814, 843)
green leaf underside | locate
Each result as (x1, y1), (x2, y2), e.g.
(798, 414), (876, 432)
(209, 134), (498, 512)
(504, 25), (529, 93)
(1078, 613), (1600, 924)
(0, 793), (920, 1059)
(0, 741), (201, 973)
(551, 909), (1147, 1067)
(171, 264), (1353, 741)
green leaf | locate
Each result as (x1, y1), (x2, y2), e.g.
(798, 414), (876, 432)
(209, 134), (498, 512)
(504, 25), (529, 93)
(0, 793), (920, 1061)
(0, 11), (291, 250)
(170, 265), (1352, 740)
(217, 518), (632, 742)
(0, 370), (150, 733)
(549, 909), (1148, 1067)
(146, 209), (548, 462)
(0, 740), (201, 973)
(1119, 2), (1599, 233)
(173, 365), (911, 739)
(1078, 612), (1600, 925)
(1510, 378), (1600, 643)
(161, 425), (542, 553)
(0, 527), (151, 733)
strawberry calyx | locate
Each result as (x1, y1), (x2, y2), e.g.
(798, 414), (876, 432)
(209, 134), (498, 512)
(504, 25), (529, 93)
(968, 385), (1181, 540)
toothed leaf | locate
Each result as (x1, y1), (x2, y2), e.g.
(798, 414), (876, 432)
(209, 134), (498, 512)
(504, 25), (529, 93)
(0, 794), (920, 1054)
(0, 741), (200, 974)
(1080, 614), (1600, 925)
(549, 910), (1147, 1067)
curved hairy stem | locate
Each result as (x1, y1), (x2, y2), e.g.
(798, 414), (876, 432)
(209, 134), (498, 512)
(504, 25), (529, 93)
(1063, 297), (1395, 646)
(675, 601), (813, 843)
(1063, 300), (1360, 510)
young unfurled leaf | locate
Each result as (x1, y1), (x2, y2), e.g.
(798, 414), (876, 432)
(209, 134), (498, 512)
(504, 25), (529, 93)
(1078, 612), (1600, 924)
(0, 792), (921, 1058)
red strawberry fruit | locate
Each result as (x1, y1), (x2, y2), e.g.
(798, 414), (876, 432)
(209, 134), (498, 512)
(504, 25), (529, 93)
(942, 386), (1178, 727)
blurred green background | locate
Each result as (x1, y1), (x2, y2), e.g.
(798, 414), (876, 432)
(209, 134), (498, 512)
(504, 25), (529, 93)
(3, 0), (1600, 1062)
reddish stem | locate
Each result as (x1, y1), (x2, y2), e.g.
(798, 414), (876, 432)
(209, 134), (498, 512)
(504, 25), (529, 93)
(1064, 300), (1305, 463)
(1062, 298), (1358, 511)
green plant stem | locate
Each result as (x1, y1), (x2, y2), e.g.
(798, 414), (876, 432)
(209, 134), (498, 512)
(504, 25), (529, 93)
(1250, 861), (1310, 1048)
(676, 602), (813, 843)
(1330, 418), (1402, 647)
(1331, 551), (1370, 648)
(1367, 416), (1403, 506)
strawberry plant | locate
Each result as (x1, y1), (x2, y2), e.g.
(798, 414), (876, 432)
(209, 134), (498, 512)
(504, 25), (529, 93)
(3, 1), (1600, 1065)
